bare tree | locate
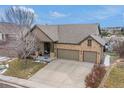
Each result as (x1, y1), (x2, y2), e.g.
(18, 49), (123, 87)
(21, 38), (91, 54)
(114, 41), (124, 58)
(1, 6), (37, 59)
(2, 6), (35, 27)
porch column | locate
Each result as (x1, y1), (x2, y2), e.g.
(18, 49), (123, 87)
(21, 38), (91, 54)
(50, 43), (54, 52)
(50, 43), (55, 58)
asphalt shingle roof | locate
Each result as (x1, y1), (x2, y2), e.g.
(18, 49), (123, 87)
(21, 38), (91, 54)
(36, 24), (105, 46)
(37, 25), (58, 41)
(0, 22), (21, 34)
(90, 35), (106, 46)
(0, 22), (105, 47)
(57, 24), (100, 44)
(0, 22), (29, 48)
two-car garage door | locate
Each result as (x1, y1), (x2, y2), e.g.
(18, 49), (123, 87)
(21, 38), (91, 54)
(57, 49), (79, 61)
(57, 49), (97, 63)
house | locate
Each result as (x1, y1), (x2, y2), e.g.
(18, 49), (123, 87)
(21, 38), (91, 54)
(31, 24), (105, 64)
(0, 22), (29, 57)
(103, 35), (124, 52)
(101, 27), (123, 35)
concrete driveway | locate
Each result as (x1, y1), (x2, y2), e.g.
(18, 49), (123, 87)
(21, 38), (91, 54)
(29, 59), (94, 88)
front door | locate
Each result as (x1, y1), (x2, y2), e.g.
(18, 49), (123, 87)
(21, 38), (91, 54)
(44, 42), (51, 54)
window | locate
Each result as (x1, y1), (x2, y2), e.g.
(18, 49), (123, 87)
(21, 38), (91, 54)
(0, 33), (7, 41)
(87, 39), (92, 46)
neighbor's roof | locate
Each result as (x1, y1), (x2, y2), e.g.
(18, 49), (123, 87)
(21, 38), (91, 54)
(0, 22), (30, 49)
(36, 24), (101, 44)
(0, 22), (29, 34)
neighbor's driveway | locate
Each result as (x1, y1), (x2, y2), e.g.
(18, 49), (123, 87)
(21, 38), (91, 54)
(29, 59), (94, 88)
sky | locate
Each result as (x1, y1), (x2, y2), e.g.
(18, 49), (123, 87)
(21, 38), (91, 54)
(0, 5), (124, 27)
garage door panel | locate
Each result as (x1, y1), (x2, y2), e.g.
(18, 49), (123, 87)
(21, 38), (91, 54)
(57, 49), (79, 61)
(83, 51), (97, 62)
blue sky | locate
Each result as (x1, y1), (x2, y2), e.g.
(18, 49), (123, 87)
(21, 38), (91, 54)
(0, 5), (124, 27)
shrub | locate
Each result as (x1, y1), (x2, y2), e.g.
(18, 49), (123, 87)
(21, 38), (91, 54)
(101, 31), (110, 37)
(114, 41), (124, 58)
(85, 64), (106, 88)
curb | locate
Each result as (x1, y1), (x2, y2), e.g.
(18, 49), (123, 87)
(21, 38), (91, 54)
(0, 75), (52, 88)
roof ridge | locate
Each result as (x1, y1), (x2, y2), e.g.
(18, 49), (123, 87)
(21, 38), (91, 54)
(36, 23), (99, 26)
(35, 23), (100, 44)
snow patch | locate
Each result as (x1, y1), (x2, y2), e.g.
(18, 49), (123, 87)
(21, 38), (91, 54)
(104, 55), (110, 67)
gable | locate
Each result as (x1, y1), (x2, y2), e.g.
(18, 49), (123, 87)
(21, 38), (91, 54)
(80, 37), (102, 53)
(79, 35), (105, 46)
(32, 27), (52, 42)
(81, 37), (100, 46)
(37, 25), (58, 41)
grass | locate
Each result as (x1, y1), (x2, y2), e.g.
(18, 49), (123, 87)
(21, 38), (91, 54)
(4, 59), (47, 79)
(104, 63), (124, 88)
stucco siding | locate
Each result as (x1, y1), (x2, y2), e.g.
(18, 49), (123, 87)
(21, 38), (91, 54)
(32, 28), (52, 42)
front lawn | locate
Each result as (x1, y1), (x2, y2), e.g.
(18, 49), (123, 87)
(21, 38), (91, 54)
(4, 59), (47, 79)
(104, 63), (124, 88)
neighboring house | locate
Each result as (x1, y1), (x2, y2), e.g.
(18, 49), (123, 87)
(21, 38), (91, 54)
(103, 35), (124, 52)
(31, 24), (105, 64)
(0, 22), (28, 57)
(101, 27), (123, 35)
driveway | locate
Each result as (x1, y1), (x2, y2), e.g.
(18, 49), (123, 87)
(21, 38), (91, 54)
(29, 59), (94, 88)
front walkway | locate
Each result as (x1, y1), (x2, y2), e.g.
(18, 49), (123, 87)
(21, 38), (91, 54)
(29, 59), (94, 88)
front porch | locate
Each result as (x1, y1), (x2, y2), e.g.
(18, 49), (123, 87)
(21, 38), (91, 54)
(31, 26), (58, 62)
(34, 42), (56, 63)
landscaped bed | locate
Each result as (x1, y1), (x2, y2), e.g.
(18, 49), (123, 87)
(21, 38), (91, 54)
(3, 59), (47, 79)
(104, 63), (124, 88)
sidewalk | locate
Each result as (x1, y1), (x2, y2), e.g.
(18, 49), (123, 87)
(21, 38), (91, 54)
(0, 75), (52, 88)
(0, 80), (23, 88)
